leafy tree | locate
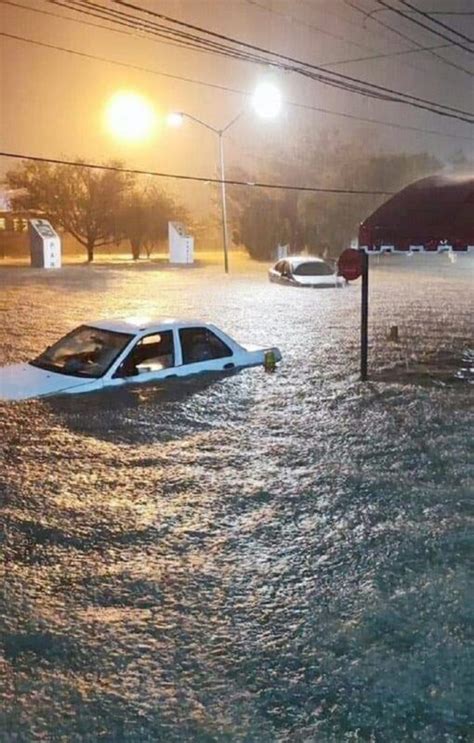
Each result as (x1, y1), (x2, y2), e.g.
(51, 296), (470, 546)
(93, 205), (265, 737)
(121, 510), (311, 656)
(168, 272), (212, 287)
(117, 187), (188, 260)
(5, 160), (134, 261)
(229, 131), (441, 260)
(446, 148), (474, 173)
(298, 149), (440, 256)
(237, 192), (292, 260)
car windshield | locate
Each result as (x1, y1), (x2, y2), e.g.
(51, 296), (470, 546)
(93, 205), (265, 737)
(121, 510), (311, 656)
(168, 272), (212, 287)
(292, 261), (334, 276)
(30, 325), (133, 378)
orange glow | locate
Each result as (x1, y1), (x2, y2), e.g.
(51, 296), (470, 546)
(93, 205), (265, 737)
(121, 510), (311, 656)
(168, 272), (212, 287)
(105, 91), (156, 142)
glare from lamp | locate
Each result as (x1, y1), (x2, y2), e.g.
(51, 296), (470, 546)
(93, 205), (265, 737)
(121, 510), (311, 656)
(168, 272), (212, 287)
(105, 91), (155, 142)
(252, 82), (282, 119)
(167, 112), (185, 127)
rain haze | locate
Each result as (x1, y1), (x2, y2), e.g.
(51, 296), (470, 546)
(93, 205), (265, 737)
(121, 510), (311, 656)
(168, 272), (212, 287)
(1, 1), (474, 188)
(0, 1), (473, 741)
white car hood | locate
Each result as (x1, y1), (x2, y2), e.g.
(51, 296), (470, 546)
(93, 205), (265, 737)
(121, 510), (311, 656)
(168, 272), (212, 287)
(0, 363), (93, 401)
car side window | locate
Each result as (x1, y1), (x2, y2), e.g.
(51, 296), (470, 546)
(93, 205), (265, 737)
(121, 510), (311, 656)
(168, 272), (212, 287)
(114, 331), (174, 377)
(179, 327), (232, 364)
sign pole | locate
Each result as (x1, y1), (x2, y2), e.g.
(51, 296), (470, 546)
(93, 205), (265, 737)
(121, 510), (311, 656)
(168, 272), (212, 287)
(360, 250), (369, 381)
(337, 248), (367, 379)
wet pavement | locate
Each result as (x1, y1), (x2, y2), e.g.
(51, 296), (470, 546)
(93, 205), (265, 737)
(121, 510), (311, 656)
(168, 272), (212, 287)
(1, 253), (473, 741)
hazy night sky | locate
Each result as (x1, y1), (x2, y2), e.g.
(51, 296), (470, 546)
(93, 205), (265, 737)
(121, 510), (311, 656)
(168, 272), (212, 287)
(1, 0), (473, 211)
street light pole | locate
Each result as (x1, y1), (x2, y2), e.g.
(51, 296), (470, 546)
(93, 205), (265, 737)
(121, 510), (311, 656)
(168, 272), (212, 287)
(217, 111), (243, 274)
(171, 110), (244, 274)
(170, 82), (282, 271)
(218, 132), (230, 274)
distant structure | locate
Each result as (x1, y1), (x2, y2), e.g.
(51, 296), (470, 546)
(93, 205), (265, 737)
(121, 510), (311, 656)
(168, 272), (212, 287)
(0, 210), (30, 234)
(357, 173), (474, 381)
(275, 243), (289, 260)
(28, 219), (61, 268)
(168, 221), (194, 264)
(0, 191), (10, 211)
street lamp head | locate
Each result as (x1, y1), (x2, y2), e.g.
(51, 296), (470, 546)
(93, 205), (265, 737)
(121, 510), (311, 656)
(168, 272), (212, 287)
(251, 81), (282, 119)
(105, 91), (156, 142)
(167, 112), (185, 127)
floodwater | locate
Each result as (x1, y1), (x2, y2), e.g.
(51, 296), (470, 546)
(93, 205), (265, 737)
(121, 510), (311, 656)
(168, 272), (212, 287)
(1, 253), (473, 742)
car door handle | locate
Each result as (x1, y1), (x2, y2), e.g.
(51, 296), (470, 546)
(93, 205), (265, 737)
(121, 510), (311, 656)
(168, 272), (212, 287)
(223, 363), (235, 369)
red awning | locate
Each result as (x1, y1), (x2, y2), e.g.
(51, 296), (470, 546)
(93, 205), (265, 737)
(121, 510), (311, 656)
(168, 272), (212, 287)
(359, 174), (474, 253)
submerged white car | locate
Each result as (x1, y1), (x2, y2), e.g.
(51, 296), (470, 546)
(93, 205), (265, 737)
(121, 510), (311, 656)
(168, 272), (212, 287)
(269, 256), (346, 288)
(0, 318), (282, 401)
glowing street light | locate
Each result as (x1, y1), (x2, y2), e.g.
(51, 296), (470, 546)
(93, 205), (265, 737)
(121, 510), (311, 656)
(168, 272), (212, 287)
(251, 81), (282, 119)
(167, 112), (185, 128)
(168, 81), (282, 273)
(105, 91), (156, 142)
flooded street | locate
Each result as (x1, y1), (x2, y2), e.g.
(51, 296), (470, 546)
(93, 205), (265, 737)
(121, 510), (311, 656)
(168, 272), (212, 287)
(1, 254), (473, 741)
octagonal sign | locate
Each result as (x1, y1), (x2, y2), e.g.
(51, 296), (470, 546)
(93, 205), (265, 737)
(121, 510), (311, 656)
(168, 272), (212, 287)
(338, 248), (363, 281)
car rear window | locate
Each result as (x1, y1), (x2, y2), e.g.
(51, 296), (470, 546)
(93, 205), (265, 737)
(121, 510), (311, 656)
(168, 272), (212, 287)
(293, 261), (334, 276)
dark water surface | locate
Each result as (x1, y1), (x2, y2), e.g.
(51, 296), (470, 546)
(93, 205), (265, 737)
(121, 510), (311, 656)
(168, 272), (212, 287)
(1, 255), (473, 742)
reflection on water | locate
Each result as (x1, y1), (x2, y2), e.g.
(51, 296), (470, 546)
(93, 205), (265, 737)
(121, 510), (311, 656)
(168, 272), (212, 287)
(1, 255), (473, 741)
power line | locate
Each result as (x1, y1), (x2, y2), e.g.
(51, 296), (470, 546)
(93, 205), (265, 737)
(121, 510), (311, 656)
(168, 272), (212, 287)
(244, 0), (457, 69)
(398, 0), (473, 44)
(68, 0), (474, 122)
(49, 1), (419, 94)
(246, 0), (473, 83)
(2, 30), (473, 144)
(3, 5), (474, 132)
(49, 0), (261, 62)
(362, 6), (474, 21)
(0, 30), (248, 92)
(319, 44), (453, 68)
(397, 10), (474, 14)
(375, 0), (474, 56)
(7, 0), (467, 85)
(306, 0), (472, 77)
(55, 0), (474, 103)
(345, 0), (474, 78)
(0, 151), (397, 195)
(49, 0), (451, 104)
(110, 0), (471, 102)
(60, 0), (290, 67)
(14, 0), (425, 77)
(244, 0), (385, 52)
(0, 0), (215, 55)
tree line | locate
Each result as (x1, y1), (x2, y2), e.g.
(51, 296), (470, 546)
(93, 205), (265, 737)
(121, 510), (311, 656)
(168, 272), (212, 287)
(5, 131), (457, 263)
(226, 132), (443, 260)
(5, 160), (188, 262)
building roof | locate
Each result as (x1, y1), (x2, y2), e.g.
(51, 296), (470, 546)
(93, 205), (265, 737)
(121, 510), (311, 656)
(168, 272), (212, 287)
(359, 174), (474, 252)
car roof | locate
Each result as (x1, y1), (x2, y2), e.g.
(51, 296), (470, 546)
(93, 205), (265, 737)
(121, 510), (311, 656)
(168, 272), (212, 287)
(284, 255), (328, 266)
(87, 318), (216, 334)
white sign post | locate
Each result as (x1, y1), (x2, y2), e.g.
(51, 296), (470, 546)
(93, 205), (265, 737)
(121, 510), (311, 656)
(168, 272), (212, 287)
(168, 222), (194, 264)
(28, 219), (61, 268)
